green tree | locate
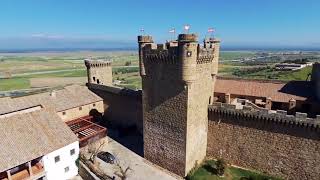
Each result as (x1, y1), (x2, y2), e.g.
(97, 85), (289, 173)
(216, 159), (227, 176)
(125, 61), (131, 66)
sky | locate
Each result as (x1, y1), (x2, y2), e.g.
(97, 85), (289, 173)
(0, 0), (319, 50)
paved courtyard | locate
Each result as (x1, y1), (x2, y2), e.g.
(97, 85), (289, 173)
(96, 137), (180, 180)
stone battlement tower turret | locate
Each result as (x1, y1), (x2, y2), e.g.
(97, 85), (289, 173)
(138, 33), (220, 176)
(85, 59), (112, 86)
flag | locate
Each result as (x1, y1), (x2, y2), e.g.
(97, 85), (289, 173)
(208, 28), (214, 33)
(184, 24), (190, 31)
(169, 28), (175, 33)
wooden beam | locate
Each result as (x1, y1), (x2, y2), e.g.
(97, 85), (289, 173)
(6, 170), (12, 180)
(28, 161), (33, 176)
(73, 124), (95, 134)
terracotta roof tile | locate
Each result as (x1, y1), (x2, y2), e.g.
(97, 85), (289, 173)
(0, 109), (78, 172)
(0, 85), (102, 115)
(215, 77), (315, 102)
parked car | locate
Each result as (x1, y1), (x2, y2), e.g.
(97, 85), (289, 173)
(97, 151), (116, 164)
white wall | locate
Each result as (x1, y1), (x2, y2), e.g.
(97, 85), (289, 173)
(43, 141), (79, 180)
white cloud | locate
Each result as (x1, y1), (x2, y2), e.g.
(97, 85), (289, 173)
(31, 33), (46, 38)
(31, 33), (64, 39)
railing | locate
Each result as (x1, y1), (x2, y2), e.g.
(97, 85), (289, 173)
(1, 162), (45, 180)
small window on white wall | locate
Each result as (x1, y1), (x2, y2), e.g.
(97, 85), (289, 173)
(65, 166), (69, 173)
(70, 149), (75, 155)
(54, 156), (60, 163)
(62, 111), (66, 115)
(93, 103), (96, 107)
(79, 107), (82, 111)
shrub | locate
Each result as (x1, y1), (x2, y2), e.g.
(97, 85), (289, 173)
(216, 159), (227, 176)
(125, 61), (131, 66)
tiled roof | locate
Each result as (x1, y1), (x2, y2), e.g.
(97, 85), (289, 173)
(215, 77), (315, 103)
(0, 85), (103, 115)
(0, 109), (78, 172)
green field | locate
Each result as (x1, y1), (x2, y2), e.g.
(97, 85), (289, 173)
(0, 52), (139, 91)
(0, 78), (30, 91)
(231, 66), (312, 81)
(0, 51), (317, 92)
(219, 51), (256, 61)
(187, 160), (281, 180)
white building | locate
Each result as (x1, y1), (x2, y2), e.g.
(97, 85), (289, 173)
(0, 109), (79, 180)
(275, 62), (313, 71)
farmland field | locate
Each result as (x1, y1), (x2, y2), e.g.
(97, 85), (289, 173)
(0, 50), (318, 93)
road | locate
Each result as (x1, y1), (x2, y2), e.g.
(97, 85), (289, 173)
(0, 65), (138, 78)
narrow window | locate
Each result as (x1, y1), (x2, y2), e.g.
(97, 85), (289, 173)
(70, 149), (75, 156)
(93, 103), (96, 107)
(93, 77), (96, 81)
(62, 111), (66, 115)
(97, 79), (100, 84)
(65, 166), (69, 173)
(54, 156), (60, 163)
(79, 107), (82, 111)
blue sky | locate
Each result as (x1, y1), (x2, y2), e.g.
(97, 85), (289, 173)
(0, 0), (319, 49)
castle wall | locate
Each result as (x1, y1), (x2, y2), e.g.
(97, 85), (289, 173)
(87, 84), (143, 132)
(85, 60), (112, 86)
(311, 63), (320, 101)
(142, 61), (188, 176)
(185, 63), (212, 173)
(207, 104), (320, 180)
(139, 34), (219, 176)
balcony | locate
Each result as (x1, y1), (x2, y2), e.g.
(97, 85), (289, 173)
(0, 159), (45, 180)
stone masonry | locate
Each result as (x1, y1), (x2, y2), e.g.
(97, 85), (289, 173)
(207, 103), (320, 179)
(138, 34), (220, 176)
(85, 59), (112, 86)
(83, 32), (320, 179)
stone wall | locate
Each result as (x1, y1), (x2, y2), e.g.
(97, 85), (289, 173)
(78, 161), (100, 180)
(207, 103), (320, 180)
(139, 34), (219, 177)
(57, 101), (104, 122)
(142, 61), (188, 176)
(185, 63), (212, 174)
(85, 60), (112, 86)
(88, 84), (143, 132)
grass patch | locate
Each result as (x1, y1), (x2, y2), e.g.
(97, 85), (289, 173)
(187, 160), (281, 180)
(0, 78), (30, 91)
(229, 66), (312, 81)
(278, 66), (312, 81)
(220, 51), (256, 61)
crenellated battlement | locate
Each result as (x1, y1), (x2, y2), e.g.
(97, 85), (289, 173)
(208, 102), (320, 129)
(84, 59), (112, 68)
(144, 50), (179, 64)
(138, 34), (220, 81)
(197, 48), (215, 64)
(84, 59), (112, 86)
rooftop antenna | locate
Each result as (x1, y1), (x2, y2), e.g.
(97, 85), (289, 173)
(169, 28), (176, 41)
(184, 24), (190, 34)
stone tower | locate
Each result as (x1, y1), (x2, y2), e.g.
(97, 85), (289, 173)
(84, 59), (112, 86)
(138, 33), (220, 176)
(311, 62), (320, 101)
